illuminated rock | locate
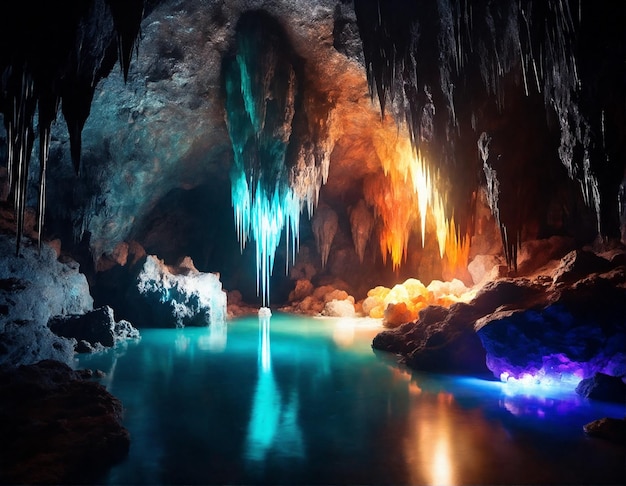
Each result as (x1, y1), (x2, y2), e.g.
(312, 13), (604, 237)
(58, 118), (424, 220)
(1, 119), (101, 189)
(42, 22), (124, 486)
(283, 282), (356, 316)
(136, 255), (227, 327)
(363, 277), (472, 321)
(373, 246), (626, 382)
(0, 235), (92, 367)
(467, 254), (505, 286)
(383, 302), (414, 328)
(476, 258), (626, 385)
(322, 299), (356, 318)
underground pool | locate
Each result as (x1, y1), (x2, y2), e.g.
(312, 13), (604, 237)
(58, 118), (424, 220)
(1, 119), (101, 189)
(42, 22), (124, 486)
(76, 313), (625, 485)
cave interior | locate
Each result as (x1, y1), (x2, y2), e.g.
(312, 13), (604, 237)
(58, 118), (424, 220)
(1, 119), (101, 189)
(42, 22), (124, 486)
(0, 0), (625, 482)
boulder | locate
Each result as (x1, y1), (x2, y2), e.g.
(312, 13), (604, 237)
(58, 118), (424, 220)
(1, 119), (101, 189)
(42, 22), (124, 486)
(551, 249), (613, 285)
(373, 303), (491, 376)
(373, 246), (626, 384)
(583, 417), (626, 445)
(575, 373), (626, 403)
(477, 279), (626, 384)
(322, 299), (356, 317)
(49, 306), (139, 348)
(134, 255), (227, 327)
(0, 360), (129, 484)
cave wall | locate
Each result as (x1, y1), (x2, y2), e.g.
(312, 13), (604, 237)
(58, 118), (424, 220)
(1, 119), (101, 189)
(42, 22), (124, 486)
(1, 0), (624, 306)
(28, 0), (418, 303)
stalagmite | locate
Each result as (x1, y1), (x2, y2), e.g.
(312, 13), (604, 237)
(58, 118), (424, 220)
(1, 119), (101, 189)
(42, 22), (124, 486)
(312, 205), (338, 269)
(349, 200), (374, 263)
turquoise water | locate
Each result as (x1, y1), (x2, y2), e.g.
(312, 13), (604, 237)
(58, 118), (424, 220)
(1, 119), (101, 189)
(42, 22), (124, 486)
(77, 313), (625, 485)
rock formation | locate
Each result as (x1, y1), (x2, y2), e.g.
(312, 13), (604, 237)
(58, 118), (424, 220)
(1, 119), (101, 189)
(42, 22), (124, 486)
(0, 360), (130, 484)
(373, 245), (626, 386)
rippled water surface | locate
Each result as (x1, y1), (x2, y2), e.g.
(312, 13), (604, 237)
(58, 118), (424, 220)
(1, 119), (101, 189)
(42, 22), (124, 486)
(77, 313), (625, 485)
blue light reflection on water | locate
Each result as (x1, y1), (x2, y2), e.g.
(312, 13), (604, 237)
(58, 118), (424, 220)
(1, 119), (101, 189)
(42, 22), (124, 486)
(77, 313), (625, 485)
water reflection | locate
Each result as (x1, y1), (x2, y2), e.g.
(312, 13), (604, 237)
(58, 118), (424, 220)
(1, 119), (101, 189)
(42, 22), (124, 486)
(198, 318), (227, 352)
(73, 316), (625, 485)
(244, 313), (305, 469)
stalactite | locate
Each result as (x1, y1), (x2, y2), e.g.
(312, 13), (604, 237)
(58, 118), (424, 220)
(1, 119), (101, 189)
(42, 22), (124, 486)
(0, 0), (145, 254)
(312, 205), (338, 269)
(106, 0), (145, 82)
(353, 0), (623, 267)
(349, 199), (373, 264)
(223, 11), (335, 305)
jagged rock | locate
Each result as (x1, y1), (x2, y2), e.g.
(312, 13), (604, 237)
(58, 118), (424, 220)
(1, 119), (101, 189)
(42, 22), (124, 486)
(134, 255), (227, 327)
(0, 360), (130, 484)
(516, 236), (575, 275)
(0, 235), (92, 367)
(49, 306), (139, 349)
(476, 277), (626, 383)
(475, 267), (626, 382)
(552, 250), (613, 285)
(575, 373), (626, 403)
(583, 417), (626, 445)
(0, 235), (93, 328)
(373, 247), (626, 382)
(373, 304), (491, 376)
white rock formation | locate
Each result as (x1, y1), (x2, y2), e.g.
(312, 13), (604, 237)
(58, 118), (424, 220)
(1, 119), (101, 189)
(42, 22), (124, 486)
(137, 255), (227, 327)
(0, 235), (93, 367)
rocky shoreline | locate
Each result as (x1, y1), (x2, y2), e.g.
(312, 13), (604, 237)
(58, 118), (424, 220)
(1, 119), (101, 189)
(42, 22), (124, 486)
(0, 360), (129, 484)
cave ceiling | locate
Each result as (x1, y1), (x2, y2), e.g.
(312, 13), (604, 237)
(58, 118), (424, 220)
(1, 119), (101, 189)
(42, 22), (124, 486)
(0, 0), (624, 301)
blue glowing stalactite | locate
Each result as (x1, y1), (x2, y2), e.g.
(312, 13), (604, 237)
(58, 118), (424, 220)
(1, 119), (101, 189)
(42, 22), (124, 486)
(224, 12), (306, 307)
(231, 173), (301, 307)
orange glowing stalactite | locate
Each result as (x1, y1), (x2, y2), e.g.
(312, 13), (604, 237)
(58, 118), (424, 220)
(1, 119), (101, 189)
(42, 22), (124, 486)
(366, 130), (469, 275)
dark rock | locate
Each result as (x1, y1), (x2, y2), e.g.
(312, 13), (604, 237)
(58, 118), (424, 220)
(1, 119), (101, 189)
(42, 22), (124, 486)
(76, 339), (94, 353)
(470, 278), (547, 316)
(374, 246), (626, 383)
(49, 305), (140, 348)
(583, 417), (626, 445)
(575, 373), (626, 403)
(373, 303), (491, 376)
(552, 250), (614, 285)
(0, 360), (130, 484)
(477, 279), (626, 383)
(0, 277), (27, 292)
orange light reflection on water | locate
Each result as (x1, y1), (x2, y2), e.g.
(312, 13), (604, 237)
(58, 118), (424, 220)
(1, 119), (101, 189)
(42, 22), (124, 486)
(392, 368), (514, 486)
